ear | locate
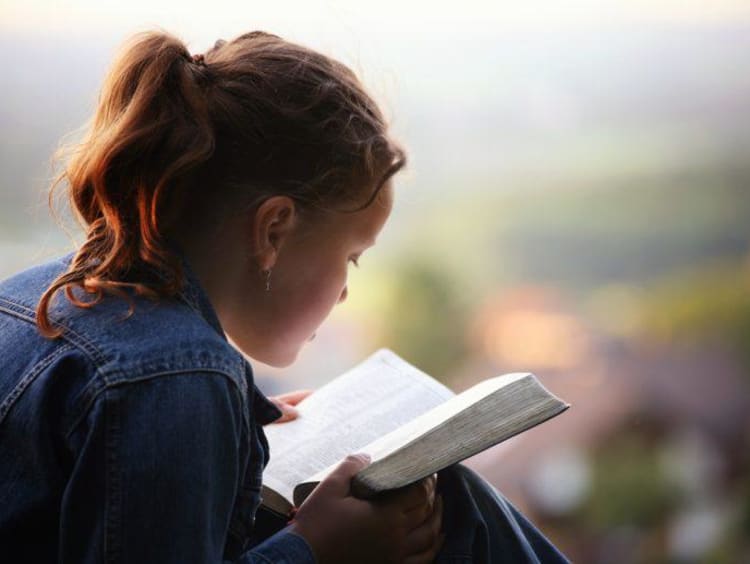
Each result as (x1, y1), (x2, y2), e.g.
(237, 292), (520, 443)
(250, 195), (298, 271)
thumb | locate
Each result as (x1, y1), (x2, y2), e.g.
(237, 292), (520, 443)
(317, 453), (371, 496)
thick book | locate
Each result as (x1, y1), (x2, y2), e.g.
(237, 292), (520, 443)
(260, 349), (570, 516)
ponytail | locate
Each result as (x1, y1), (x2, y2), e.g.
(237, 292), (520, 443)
(38, 31), (214, 337)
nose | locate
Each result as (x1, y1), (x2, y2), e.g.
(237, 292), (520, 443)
(338, 285), (348, 304)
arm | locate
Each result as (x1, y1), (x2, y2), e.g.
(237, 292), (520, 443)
(60, 371), (314, 563)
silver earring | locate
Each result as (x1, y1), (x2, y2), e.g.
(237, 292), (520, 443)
(264, 269), (272, 292)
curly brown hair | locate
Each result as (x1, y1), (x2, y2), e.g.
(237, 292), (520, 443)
(37, 29), (407, 338)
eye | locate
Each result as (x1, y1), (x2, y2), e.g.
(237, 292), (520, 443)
(348, 256), (360, 268)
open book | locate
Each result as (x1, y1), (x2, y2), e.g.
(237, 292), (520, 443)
(260, 349), (570, 516)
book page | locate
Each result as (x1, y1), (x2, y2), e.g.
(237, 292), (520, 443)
(262, 349), (455, 504)
(293, 372), (569, 505)
(303, 373), (532, 484)
(350, 373), (532, 461)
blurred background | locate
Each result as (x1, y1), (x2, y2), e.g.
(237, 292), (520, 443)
(2, 1), (749, 561)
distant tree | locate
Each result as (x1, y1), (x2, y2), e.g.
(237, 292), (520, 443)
(378, 258), (468, 383)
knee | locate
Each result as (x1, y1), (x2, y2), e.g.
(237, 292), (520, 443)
(439, 463), (490, 490)
(439, 464), (515, 511)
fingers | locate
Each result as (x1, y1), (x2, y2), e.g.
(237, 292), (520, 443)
(316, 453), (371, 497)
(403, 534), (445, 564)
(403, 495), (445, 563)
(275, 389), (314, 405)
(268, 390), (314, 423)
(388, 473), (437, 513)
(269, 397), (300, 423)
(404, 493), (435, 532)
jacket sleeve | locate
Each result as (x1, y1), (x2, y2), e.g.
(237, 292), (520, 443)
(237, 525), (316, 563)
(60, 371), (315, 563)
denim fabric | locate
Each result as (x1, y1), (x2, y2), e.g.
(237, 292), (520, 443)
(434, 465), (570, 563)
(0, 253), (315, 563)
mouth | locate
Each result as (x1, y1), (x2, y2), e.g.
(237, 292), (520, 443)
(308, 332), (316, 342)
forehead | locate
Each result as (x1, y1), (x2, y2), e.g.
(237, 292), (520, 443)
(332, 182), (393, 242)
(359, 181), (393, 225)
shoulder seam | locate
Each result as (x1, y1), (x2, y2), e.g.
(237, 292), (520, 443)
(0, 343), (75, 427)
(0, 295), (110, 368)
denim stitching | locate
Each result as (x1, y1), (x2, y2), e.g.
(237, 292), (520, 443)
(64, 368), (247, 441)
(104, 387), (123, 563)
(0, 342), (73, 426)
(246, 551), (275, 564)
(0, 296), (110, 368)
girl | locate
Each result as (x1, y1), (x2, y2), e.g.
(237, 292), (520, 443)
(0, 29), (569, 563)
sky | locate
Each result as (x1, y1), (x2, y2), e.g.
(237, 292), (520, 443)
(3, 1), (750, 43)
(3, 0), (750, 227)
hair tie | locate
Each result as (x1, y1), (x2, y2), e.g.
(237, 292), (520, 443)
(191, 53), (206, 66)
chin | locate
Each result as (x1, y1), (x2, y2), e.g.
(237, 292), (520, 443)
(226, 329), (306, 368)
(239, 341), (301, 368)
(262, 350), (299, 369)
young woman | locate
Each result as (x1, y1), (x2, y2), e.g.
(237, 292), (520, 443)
(0, 30), (569, 563)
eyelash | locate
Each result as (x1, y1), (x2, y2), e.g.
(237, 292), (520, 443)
(349, 257), (360, 268)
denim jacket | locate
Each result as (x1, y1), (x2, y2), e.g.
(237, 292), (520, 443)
(0, 252), (317, 563)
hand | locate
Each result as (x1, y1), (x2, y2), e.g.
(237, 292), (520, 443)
(268, 389), (313, 423)
(289, 454), (445, 564)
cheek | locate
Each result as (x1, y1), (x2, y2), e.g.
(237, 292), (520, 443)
(233, 262), (348, 366)
(292, 266), (347, 320)
(306, 268), (347, 310)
